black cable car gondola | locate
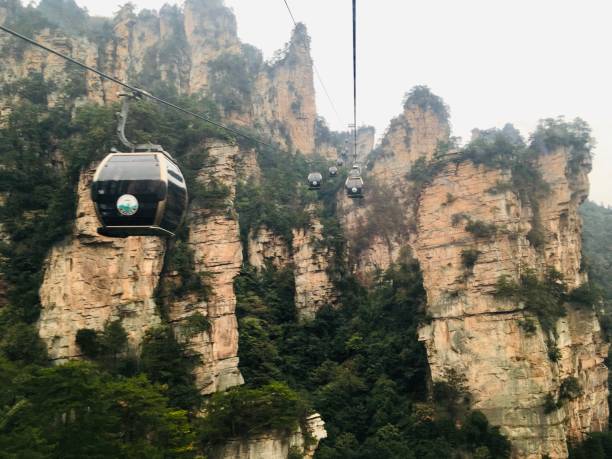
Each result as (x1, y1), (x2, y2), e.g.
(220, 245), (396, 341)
(91, 93), (188, 238)
(345, 165), (364, 198)
(328, 166), (338, 177)
(307, 172), (323, 190)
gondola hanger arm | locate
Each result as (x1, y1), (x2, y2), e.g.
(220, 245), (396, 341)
(116, 91), (162, 153)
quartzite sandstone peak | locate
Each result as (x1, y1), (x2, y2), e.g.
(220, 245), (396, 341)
(0, 1), (607, 458)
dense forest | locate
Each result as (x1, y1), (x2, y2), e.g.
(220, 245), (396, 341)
(1, 1), (612, 458)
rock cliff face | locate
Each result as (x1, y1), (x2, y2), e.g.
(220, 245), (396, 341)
(212, 413), (327, 459)
(247, 218), (337, 321)
(0, 0), (240, 101)
(183, 0), (241, 94)
(39, 141), (246, 396)
(5, 1), (607, 457)
(252, 23), (316, 154)
(356, 126), (376, 163)
(247, 227), (289, 270)
(291, 218), (336, 320)
(38, 165), (165, 361)
(345, 88), (608, 457)
(4, 0), (317, 389)
(165, 141), (244, 394)
(414, 150), (607, 458)
(340, 101), (449, 280)
(370, 101), (450, 186)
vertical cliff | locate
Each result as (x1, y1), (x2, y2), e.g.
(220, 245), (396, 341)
(3, 0), (318, 391)
(414, 143), (607, 457)
(247, 227), (290, 270)
(340, 87), (450, 280)
(165, 141), (244, 394)
(252, 23), (316, 154)
(356, 125), (376, 163)
(369, 88), (450, 186)
(291, 216), (337, 320)
(183, 0), (241, 94)
(38, 165), (165, 361)
(39, 140), (246, 395)
(247, 218), (337, 321)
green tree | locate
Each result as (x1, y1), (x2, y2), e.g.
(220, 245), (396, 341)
(139, 326), (202, 410)
(0, 361), (195, 458)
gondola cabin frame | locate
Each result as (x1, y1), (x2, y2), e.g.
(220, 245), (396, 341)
(91, 150), (188, 238)
(307, 172), (323, 190)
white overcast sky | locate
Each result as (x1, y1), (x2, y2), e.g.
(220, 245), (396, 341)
(62, 0), (611, 206)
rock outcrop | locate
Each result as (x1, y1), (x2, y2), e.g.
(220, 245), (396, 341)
(247, 218), (337, 321)
(184, 0), (241, 94)
(39, 141), (245, 395)
(415, 149), (607, 458)
(370, 99), (450, 187)
(166, 141), (244, 394)
(212, 413), (327, 459)
(11, 0), (317, 390)
(252, 23), (316, 154)
(340, 98), (449, 280)
(292, 217), (336, 320)
(247, 227), (290, 270)
(38, 165), (165, 361)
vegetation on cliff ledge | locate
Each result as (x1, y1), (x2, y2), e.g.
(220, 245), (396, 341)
(403, 85), (450, 122)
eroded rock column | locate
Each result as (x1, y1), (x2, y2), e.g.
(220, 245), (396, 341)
(415, 152), (607, 458)
(39, 166), (165, 361)
(167, 141), (244, 394)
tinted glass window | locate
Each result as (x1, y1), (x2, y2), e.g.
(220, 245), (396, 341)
(168, 169), (184, 183)
(98, 154), (161, 181)
(346, 177), (363, 188)
(110, 155), (156, 162)
(160, 181), (187, 232)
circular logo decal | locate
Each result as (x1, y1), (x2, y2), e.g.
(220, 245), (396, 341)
(117, 194), (139, 216)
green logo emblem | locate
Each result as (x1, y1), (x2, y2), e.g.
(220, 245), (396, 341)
(117, 194), (139, 216)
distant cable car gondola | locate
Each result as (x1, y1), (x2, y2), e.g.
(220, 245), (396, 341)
(345, 165), (364, 198)
(91, 92), (188, 238)
(328, 166), (338, 177)
(307, 172), (323, 190)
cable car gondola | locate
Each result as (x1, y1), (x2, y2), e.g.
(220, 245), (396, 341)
(345, 165), (364, 198)
(91, 93), (188, 238)
(307, 172), (323, 190)
(328, 166), (338, 177)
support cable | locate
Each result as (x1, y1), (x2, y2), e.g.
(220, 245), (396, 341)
(352, 0), (358, 163)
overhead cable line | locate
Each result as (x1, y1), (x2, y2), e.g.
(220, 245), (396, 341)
(352, 0), (358, 162)
(0, 24), (273, 149)
(281, 0), (344, 127)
